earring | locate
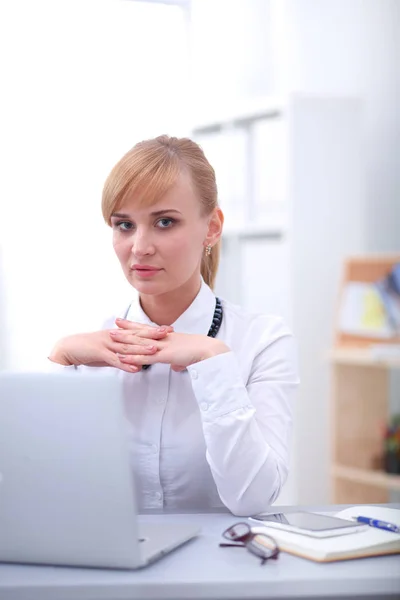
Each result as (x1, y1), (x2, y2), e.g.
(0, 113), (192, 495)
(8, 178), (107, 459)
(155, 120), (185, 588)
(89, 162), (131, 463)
(205, 244), (212, 257)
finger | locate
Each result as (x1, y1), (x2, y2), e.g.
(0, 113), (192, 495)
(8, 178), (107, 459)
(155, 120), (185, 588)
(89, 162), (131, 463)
(114, 319), (141, 331)
(171, 365), (186, 372)
(109, 329), (165, 346)
(114, 343), (158, 356)
(118, 353), (161, 367)
(109, 331), (157, 349)
(115, 319), (174, 334)
(111, 328), (171, 342)
(102, 350), (141, 373)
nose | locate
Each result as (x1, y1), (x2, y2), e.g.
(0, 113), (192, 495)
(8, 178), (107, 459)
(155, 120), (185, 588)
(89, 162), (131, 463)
(131, 228), (155, 258)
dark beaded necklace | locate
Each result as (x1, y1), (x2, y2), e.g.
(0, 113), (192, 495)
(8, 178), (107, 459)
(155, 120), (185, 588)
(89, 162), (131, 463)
(208, 297), (223, 338)
(142, 297), (223, 370)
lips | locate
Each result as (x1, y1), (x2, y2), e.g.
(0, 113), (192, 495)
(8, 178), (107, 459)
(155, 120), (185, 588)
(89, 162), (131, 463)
(131, 265), (161, 272)
(131, 265), (162, 278)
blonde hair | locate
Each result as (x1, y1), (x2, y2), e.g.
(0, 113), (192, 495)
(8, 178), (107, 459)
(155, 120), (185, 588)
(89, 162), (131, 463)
(102, 135), (221, 289)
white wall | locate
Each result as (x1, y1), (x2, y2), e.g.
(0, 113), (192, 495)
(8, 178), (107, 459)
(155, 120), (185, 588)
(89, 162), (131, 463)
(190, 0), (400, 504)
(279, 0), (400, 253)
(191, 0), (400, 252)
(189, 0), (275, 114)
(0, 0), (189, 370)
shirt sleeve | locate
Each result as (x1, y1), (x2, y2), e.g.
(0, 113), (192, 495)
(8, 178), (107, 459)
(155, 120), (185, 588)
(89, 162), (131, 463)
(186, 331), (299, 516)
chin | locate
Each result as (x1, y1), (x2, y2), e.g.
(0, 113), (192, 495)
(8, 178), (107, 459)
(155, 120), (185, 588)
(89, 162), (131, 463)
(126, 273), (165, 295)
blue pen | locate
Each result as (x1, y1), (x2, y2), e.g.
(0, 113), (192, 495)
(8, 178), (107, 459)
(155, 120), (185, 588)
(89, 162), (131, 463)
(356, 516), (400, 534)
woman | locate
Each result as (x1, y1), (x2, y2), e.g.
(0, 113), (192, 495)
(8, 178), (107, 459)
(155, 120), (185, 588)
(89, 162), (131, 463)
(49, 135), (299, 516)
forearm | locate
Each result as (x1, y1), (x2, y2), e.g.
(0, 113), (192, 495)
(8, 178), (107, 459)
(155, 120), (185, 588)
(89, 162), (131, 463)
(204, 409), (287, 515)
(187, 344), (297, 516)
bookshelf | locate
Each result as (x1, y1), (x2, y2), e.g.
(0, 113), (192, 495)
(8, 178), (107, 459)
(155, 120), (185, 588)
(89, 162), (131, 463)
(330, 348), (400, 368)
(330, 256), (400, 504)
(332, 465), (400, 493)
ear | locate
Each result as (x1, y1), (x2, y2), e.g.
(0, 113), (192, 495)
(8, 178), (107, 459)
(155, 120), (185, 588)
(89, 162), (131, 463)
(205, 207), (224, 247)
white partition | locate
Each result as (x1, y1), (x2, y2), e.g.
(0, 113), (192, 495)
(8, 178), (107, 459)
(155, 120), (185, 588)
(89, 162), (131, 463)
(193, 95), (365, 504)
(0, 246), (8, 370)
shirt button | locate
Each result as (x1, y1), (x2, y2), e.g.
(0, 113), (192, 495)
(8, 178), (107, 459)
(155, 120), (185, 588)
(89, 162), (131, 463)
(200, 402), (209, 411)
(151, 444), (158, 454)
(191, 370), (198, 380)
(155, 491), (162, 501)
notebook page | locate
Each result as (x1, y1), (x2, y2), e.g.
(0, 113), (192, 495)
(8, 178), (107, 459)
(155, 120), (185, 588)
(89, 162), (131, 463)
(336, 505), (400, 526)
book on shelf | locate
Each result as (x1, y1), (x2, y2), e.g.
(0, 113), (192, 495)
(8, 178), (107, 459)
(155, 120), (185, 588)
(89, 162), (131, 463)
(338, 262), (400, 339)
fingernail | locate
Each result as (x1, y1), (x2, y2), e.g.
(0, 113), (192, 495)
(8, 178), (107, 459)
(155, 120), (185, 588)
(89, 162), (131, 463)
(130, 366), (139, 372)
(147, 345), (155, 351)
(116, 318), (123, 322)
(110, 330), (117, 336)
(157, 327), (167, 332)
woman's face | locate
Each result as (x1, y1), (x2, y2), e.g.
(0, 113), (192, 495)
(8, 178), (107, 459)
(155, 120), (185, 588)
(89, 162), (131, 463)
(111, 171), (220, 296)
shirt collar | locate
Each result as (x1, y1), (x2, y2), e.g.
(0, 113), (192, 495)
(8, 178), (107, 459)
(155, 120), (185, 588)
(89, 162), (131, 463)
(125, 278), (217, 336)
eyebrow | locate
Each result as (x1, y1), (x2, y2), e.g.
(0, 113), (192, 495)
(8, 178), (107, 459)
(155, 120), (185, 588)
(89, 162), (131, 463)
(111, 209), (182, 219)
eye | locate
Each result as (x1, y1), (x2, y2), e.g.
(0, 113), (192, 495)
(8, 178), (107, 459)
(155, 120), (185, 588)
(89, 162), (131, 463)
(156, 217), (176, 229)
(114, 221), (134, 232)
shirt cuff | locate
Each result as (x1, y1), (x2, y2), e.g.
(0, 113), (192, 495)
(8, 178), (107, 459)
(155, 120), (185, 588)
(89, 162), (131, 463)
(186, 351), (253, 418)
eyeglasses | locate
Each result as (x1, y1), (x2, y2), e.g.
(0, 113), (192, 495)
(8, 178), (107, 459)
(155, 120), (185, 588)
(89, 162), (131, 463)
(219, 522), (280, 565)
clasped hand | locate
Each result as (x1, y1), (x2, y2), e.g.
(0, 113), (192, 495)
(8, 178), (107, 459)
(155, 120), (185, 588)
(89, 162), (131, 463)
(110, 318), (229, 373)
(49, 319), (229, 372)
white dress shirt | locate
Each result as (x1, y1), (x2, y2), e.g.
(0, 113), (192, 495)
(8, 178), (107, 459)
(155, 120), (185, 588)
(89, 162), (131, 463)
(56, 279), (299, 516)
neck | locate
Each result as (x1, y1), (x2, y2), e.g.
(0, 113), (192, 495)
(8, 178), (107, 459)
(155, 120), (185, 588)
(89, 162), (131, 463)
(139, 273), (202, 326)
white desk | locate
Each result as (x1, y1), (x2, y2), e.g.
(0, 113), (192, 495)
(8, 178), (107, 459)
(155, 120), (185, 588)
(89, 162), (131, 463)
(1, 505), (399, 600)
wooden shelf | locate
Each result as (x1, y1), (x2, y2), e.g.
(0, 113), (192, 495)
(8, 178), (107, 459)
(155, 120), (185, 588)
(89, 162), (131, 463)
(331, 257), (400, 503)
(330, 347), (400, 368)
(333, 464), (400, 492)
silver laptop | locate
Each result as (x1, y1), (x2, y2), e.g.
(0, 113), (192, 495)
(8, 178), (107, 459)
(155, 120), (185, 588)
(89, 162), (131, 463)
(0, 371), (199, 569)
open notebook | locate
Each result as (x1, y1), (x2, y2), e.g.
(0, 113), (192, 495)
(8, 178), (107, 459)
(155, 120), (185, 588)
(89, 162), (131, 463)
(252, 506), (400, 563)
